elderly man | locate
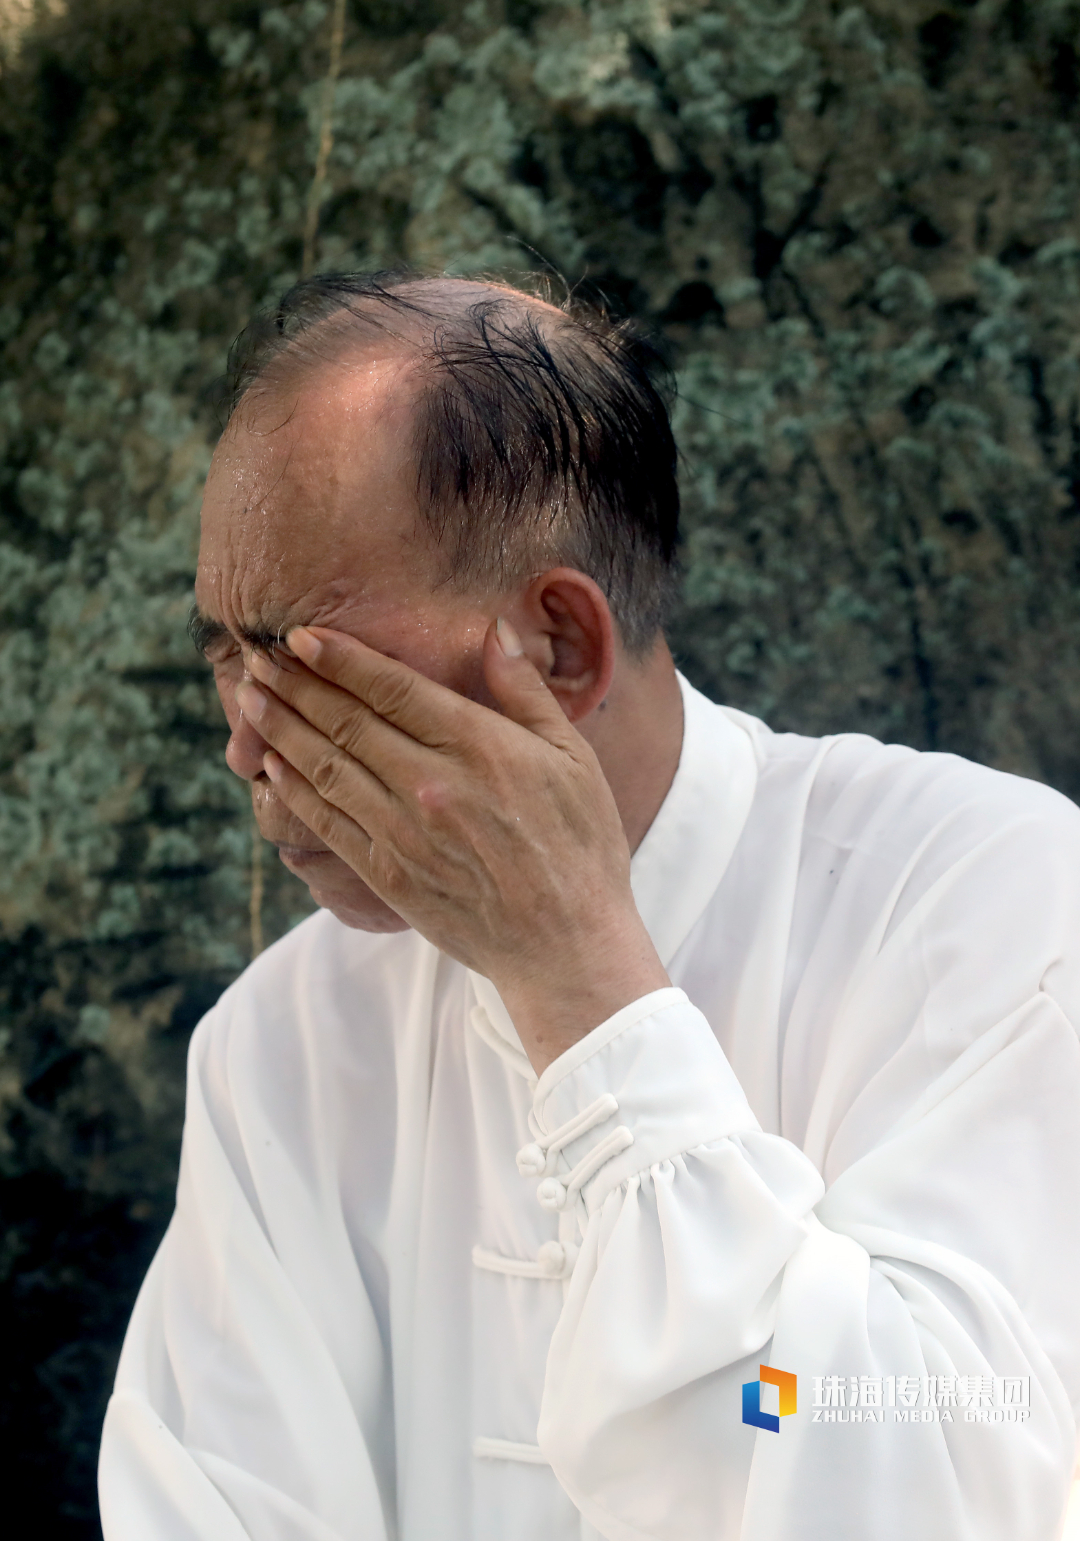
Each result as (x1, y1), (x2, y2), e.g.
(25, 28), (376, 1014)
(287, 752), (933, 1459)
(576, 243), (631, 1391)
(99, 272), (1080, 1541)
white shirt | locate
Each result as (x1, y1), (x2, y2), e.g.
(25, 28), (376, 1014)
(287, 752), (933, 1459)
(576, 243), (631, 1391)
(99, 676), (1080, 1541)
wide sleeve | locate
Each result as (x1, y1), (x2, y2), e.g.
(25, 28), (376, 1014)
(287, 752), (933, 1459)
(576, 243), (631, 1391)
(531, 811), (1080, 1539)
(98, 983), (392, 1541)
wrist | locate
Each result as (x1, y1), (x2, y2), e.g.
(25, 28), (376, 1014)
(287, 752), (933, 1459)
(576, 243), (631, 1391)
(495, 917), (670, 1074)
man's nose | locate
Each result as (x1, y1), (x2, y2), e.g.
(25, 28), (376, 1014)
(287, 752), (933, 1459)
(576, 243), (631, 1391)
(225, 707), (273, 781)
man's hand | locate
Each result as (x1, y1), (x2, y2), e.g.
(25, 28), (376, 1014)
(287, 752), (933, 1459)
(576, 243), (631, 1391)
(237, 620), (668, 1071)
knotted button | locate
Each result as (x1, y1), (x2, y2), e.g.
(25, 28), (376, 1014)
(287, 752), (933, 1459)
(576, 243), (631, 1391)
(515, 1142), (546, 1177)
(537, 1239), (578, 1276)
(536, 1240), (566, 1275)
(537, 1177), (567, 1211)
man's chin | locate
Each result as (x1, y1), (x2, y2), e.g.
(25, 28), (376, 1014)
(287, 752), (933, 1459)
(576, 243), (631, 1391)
(305, 877), (412, 933)
(322, 899), (413, 933)
(275, 845), (411, 933)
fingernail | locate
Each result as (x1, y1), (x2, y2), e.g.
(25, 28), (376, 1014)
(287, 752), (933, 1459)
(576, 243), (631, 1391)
(287, 628), (321, 663)
(236, 681), (267, 717)
(496, 616), (524, 657)
(263, 750), (283, 781)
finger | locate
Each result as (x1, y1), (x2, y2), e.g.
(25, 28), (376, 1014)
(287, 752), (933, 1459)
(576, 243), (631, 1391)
(236, 679), (397, 825)
(286, 627), (473, 749)
(246, 647), (429, 788)
(262, 750), (375, 877)
(481, 617), (579, 748)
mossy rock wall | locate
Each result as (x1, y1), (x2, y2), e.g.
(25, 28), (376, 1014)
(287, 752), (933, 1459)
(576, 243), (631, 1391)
(2, 0), (1079, 1531)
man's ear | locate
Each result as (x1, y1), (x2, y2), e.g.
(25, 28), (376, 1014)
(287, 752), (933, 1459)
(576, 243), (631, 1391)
(511, 568), (617, 723)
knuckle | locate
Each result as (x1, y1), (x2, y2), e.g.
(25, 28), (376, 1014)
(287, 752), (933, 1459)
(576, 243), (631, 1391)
(414, 778), (453, 816)
(366, 670), (416, 722)
(323, 699), (367, 753)
(309, 752), (347, 802)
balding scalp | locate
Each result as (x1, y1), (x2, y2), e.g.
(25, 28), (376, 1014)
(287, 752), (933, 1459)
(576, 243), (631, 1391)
(224, 271), (680, 655)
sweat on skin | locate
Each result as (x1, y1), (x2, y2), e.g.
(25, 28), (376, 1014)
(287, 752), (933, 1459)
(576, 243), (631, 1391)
(193, 299), (683, 1067)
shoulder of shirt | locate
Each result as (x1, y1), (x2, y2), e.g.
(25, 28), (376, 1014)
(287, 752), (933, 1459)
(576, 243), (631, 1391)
(716, 700), (1080, 854)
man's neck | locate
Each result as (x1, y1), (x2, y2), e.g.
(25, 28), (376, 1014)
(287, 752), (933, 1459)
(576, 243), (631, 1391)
(581, 639), (685, 854)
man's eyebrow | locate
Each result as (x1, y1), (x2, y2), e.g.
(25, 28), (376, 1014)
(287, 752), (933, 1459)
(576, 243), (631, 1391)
(187, 606), (295, 658)
(188, 608), (229, 657)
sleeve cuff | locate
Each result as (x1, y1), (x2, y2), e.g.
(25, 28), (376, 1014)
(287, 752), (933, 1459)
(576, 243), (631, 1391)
(527, 988), (761, 1216)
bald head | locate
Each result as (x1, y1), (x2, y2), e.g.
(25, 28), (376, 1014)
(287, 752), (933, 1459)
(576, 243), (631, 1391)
(222, 270), (680, 656)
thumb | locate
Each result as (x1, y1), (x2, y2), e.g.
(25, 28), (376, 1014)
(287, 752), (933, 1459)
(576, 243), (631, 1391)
(483, 617), (577, 746)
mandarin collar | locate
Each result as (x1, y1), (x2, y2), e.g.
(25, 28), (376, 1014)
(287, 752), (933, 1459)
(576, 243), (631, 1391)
(630, 673), (758, 967)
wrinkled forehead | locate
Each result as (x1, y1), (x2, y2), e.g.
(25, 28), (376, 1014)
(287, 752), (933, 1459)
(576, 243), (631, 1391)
(194, 353), (431, 636)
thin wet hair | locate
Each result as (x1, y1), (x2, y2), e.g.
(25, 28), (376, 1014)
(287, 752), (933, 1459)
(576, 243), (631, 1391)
(223, 270), (680, 655)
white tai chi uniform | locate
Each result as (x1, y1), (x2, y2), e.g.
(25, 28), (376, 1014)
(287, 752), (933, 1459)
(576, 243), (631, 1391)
(99, 676), (1080, 1540)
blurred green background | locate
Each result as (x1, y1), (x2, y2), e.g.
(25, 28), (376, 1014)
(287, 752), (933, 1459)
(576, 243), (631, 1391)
(2, 0), (1080, 1532)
